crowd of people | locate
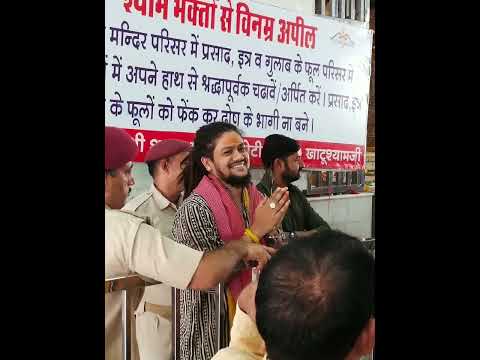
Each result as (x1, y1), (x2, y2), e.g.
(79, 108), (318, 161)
(105, 123), (375, 360)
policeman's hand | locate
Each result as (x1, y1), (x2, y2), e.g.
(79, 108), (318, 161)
(251, 187), (290, 238)
(243, 242), (276, 273)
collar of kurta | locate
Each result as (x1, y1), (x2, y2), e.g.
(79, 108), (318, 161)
(150, 183), (183, 211)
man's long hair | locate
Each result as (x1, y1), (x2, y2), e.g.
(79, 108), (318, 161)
(256, 230), (375, 360)
(182, 122), (242, 197)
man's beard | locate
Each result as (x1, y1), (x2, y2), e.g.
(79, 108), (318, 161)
(217, 165), (252, 188)
(282, 167), (302, 184)
(224, 171), (252, 188)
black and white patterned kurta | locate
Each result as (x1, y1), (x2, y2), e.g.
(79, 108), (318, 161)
(172, 193), (231, 360)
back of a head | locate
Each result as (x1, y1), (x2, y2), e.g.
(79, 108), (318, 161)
(183, 122), (242, 196)
(256, 230), (375, 360)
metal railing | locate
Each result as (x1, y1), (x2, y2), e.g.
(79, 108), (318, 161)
(105, 275), (223, 360)
(105, 275), (161, 360)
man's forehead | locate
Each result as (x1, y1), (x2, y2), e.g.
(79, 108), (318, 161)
(216, 132), (244, 149)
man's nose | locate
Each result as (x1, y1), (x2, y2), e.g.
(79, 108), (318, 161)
(233, 150), (246, 161)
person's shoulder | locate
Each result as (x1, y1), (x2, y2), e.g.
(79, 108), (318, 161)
(288, 183), (304, 195)
(106, 208), (149, 225)
(288, 183), (310, 204)
(178, 192), (211, 213)
(122, 191), (153, 212)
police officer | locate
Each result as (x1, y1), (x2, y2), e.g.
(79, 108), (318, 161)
(123, 139), (191, 360)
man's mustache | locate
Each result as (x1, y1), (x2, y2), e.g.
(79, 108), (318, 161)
(229, 159), (248, 167)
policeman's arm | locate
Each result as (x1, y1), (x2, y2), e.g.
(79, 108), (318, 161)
(130, 223), (204, 290)
(188, 239), (276, 289)
(130, 224), (266, 290)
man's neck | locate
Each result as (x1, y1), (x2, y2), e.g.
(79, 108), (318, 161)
(272, 170), (288, 189)
(211, 175), (244, 204)
(215, 176), (242, 203)
(154, 181), (180, 205)
(226, 184), (243, 204)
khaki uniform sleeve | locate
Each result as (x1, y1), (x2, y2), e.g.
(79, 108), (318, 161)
(130, 222), (204, 289)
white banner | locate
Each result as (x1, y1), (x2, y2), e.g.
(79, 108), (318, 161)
(105, 0), (373, 168)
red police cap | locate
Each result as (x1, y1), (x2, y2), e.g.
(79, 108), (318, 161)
(144, 139), (192, 162)
(105, 126), (138, 170)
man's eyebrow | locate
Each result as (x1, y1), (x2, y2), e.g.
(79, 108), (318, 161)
(219, 143), (242, 151)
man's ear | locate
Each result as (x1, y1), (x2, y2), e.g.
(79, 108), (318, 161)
(201, 156), (212, 172)
(273, 158), (284, 172)
(159, 158), (169, 173)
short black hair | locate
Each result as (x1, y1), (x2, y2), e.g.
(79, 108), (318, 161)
(256, 230), (375, 360)
(261, 134), (300, 168)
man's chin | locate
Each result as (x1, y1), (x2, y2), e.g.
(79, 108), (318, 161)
(231, 170), (248, 178)
(225, 173), (252, 187)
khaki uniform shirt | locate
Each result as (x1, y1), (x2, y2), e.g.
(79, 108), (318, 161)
(105, 205), (203, 360)
(123, 184), (182, 360)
